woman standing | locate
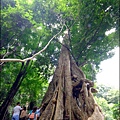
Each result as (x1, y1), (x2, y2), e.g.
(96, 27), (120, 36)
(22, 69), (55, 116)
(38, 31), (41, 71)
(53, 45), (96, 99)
(28, 106), (38, 120)
(20, 106), (28, 120)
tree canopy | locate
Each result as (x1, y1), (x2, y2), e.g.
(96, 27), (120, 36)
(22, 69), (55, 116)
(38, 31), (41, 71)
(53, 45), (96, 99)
(0, 0), (119, 119)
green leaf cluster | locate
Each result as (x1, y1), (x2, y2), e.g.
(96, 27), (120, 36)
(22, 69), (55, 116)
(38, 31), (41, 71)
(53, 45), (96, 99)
(0, 0), (119, 111)
(95, 84), (119, 120)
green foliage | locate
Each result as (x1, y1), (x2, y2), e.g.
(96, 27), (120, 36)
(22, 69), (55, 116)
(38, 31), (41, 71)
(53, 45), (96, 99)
(13, 61), (53, 105)
(0, 62), (22, 106)
(112, 103), (120, 120)
(95, 84), (119, 120)
(94, 96), (114, 120)
(96, 84), (119, 104)
(0, 0), (119, 112)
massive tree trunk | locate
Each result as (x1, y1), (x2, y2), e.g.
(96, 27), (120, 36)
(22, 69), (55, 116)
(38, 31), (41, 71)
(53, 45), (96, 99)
(39, 43), (104, 120)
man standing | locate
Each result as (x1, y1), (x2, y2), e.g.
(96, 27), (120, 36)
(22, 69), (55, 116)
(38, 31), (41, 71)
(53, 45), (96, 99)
(12, 102), (22, 120)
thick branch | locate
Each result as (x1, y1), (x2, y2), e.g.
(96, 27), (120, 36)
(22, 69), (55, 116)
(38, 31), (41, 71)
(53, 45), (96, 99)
(0, 26), (63, 63)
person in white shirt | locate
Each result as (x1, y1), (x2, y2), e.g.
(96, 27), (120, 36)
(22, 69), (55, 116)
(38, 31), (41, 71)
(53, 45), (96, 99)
(12, 102), (22, 120)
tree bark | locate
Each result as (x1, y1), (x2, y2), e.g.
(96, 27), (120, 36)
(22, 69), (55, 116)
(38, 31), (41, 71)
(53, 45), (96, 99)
(39, 44), (104, 120)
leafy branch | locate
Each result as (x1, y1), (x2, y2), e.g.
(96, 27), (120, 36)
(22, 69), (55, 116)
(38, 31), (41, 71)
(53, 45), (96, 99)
(0, 26), (64, 63)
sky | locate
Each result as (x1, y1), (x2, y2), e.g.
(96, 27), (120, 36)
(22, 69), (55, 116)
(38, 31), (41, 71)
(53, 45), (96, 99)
(96, 47), (119, 90)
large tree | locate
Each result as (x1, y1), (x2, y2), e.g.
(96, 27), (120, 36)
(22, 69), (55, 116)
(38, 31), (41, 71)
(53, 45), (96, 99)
(38, 34), (104, 119)
(0, 0), (119, 119)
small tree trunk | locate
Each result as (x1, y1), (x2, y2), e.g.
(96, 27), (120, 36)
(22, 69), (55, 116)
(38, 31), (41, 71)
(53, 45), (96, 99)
(0, 61), (30, 120)
(39, 45), (104, 120)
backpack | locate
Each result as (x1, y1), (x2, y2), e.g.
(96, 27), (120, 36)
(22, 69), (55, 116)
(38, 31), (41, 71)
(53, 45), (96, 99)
(29, 112), (37, 120)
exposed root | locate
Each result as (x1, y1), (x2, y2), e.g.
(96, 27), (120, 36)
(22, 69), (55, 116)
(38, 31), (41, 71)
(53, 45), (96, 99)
(88, 104), (104, 120)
